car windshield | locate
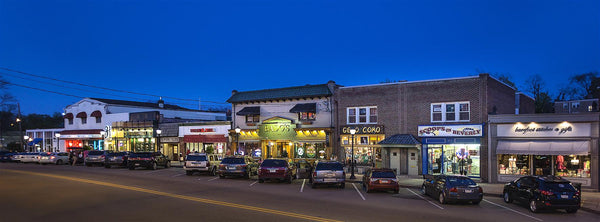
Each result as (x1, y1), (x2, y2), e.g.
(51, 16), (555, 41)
(221, 158), (245, 164)
(316, 162), (343, 171)
(261, 159), (287, 167)
(447, 177), (476, 186)
(187, 155), (207, 161)
(372, 171), (396, 178)
(88, 151), (104, 155)
(130, 153), (152, 158)
(542, 182), (577, 192)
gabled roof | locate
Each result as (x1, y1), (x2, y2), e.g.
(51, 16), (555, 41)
(89, 98), (194, 111)
(378, 134), (421, 145)
(227, 84), (333, 103)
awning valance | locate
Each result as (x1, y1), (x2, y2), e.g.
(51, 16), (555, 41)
(27, 138), (43, 146)
(76, 112), (87, 118)
(90, 110), (102, 117)
(236, 106), (260, 116)
(289, 103), (316, 113)
(183, 135), (228, 143)
(496, 140), (590, 155)
(64, 113), (74, 119)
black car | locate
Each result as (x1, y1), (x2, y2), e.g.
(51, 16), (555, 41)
(0, 151), (14, 162)
(127, 152), (171, 170)
(104, 151), (130, 168)
(421, 175), (483, 204)
(503, 175), (581, 213)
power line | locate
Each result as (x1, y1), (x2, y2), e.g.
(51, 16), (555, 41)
(0, 67), (229, 104)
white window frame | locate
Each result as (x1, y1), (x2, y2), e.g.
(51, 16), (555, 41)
(430, 102), (470, 122)
(346, 106), (377, 124)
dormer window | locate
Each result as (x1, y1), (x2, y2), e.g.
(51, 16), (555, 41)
(290, 103), (317, 122)
(236, 106), (260, 124)
(299, 112), (315, 121)
(246, 115), (260, 123)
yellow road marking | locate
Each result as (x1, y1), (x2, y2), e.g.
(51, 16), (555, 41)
(2, 169), (340, 222)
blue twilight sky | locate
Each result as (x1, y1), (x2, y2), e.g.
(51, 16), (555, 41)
(1, 0), (599, 115)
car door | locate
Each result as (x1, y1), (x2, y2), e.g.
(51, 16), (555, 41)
(435, 177), (446, 196)
(516, 177), (533, 202)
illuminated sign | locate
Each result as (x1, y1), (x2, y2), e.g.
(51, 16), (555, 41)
(497, 122), (590, 137)
(340, 125), (384, 134)
(418, 124), (483, 137)
(191, 128), (215, 133)
(258, 117), (297, 140)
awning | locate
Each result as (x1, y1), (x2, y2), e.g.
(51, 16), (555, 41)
(183, 135), (228, 143)
(64, 113), (74, 119)
(289, 103), (316, 113)
(27, 138), (43, 146)
(76, 112), (87, 118)
(90, 110), (102, 117)
(496, 140), (590, 155)
(236, 106), (260, 116)
(378, 134), (421, 145)
(59, 129), (103, 139)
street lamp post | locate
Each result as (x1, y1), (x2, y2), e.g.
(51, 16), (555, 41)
(55, 133), (61, 152)
(100, 131), (106, 151)
(349, 128), (356, 179)
(156, 129), (162, 153)
(235, 127), (241, 155)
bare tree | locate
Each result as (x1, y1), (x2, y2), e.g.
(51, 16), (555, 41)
(524, 74), (554, 113)
(558, 72), (599, 100)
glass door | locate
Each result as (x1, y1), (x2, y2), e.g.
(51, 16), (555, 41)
(427, 145), (443, 174)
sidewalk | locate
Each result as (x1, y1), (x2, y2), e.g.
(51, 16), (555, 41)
(345, 173), (600, 215)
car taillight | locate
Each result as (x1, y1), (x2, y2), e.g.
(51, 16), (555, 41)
(219, 164), (225, 169)
(541, 190), (554, 196)
(51, 156), (56, 159)
(122, 156), (126, 160)
(313, 172), (317, 178)
(575, 191), (580, 197)
(100, 155), (105, 159)
(206, 161), (210, 167)
(449, 187), (458, 193)
(478, 187), (483, 193)
(370, 178), (378, 183)
(237, 164), (247, 169)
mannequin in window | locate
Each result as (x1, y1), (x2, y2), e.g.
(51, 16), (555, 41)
(556, 155), (566, 171)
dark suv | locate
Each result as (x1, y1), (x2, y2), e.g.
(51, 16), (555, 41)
(104, 152), (130, 168)
(127, 152), (171, 170)
(85, 150), (109, 167)
(258, 159), (295, 183)
(503, 175), (581, 213)
(218, 156), (257, 179)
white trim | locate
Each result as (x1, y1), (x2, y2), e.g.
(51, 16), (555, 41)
(346, 106), (378, 124)
(430, 101), (470, 123)
(340, 76), (478, 89)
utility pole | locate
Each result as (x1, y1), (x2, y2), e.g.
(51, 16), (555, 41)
(17, 103), (24, 151)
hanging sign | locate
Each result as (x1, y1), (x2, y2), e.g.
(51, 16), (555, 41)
(418, 124), (483, 137)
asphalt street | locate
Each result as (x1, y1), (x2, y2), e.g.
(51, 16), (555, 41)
(0, 163), (596, 222)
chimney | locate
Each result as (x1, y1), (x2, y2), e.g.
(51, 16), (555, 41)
(515, 92), (520, 114)
(232, 90), (238, 96)
(158, 97), (164, 108)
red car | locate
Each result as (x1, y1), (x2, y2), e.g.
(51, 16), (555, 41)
(258, 159), (295, 183)
(362, 168), (399, 193)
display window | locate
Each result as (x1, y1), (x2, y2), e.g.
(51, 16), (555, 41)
(498, 154), (530, 175)
(497, 154), (591, 178)
(555, 155), (591, 178)
(427, 144), (480, 177)
(296, 142), (326, 159)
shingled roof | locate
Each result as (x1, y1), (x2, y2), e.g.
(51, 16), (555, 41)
(378, 134), (421, 145)
(227, 84), (333, 103)
(89, 98), (193, 111)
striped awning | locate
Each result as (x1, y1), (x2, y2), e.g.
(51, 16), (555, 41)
(90, 110), (102, 117)
(76, 112), (87, 118)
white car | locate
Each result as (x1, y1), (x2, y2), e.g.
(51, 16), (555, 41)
(38, 152), (70, 165)
(20, 152), (41, 163)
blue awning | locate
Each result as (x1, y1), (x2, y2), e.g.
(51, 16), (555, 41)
(27, 138), (43, 146)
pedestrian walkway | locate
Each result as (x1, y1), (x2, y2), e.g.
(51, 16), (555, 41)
(345, 172), (600, 215)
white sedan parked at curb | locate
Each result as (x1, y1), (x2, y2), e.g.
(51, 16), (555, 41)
(38, 152), (70, 165)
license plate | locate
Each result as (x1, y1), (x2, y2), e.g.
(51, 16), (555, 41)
(465, 189), (473, 193)
(380, 180), (389, 184)
(324, 178), (336, 182)
(269, 169), (276, 173)
(135, 163), (140, 166)
(560, 195), (568, 199)
(227, 167), (235, 170)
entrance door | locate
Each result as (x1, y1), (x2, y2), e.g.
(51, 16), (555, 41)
(390, 148), (400, 175)
(408, 150), (418, 176)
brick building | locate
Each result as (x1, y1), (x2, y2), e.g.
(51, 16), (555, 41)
(334, 74), (534, 181)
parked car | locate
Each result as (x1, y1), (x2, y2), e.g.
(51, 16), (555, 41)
(363, 168), (399, 193)
(295, 159), (313, 179)
(503, 175), (581, 213)
(421, 175), (483, 204)
(38, 152), (70, 165)
(218, 156), (258, 179)
(184, 153), (221, 176)
(310, 161), (345, 189)
(104, 151), (130, 168)
(85, 150), (109, 167)
(10, 152), (26, 163)
(258, 159), (295, 183)
(127, 152), (171, 170)
(0, 151), (14, 162)
(20, 152), (41, 163)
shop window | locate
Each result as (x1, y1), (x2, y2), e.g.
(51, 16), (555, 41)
(555, 155), (591, 178)
(498, 154), (530, 175)
(245, 115), (260, 123)
(299, 112), (316, 121)
(96, 117), (102, 123)
(347, 106), (377, 124)
(68, 119), (73, 125)
(431, 102), (470, 122)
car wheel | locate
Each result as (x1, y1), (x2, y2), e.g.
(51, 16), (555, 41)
(186, 171), (193, 176)
(86, 163), (91, 167)
(366, 184), (372, 193)
(105, 164), (111, 168)
(529, 200), (539, 213)
(219, 174), (225, 179)
(311, 183), (317, 189)
(340, 182), (345, 189)
(503, 191), (513, 203)
(566, 208), (578, 213)
(129, 166), (135, 170)
(151, 162), (157, 170)
(210, 167), (216, 176)
(258, 179), (264, 183)
(421, 185), (427, 195)
(439, 192), (447, 204)
(394, 189), (399, 194)
(286, 175), (292, 184)
(165, 161), (171, 168)
(56, 160), (63, 165)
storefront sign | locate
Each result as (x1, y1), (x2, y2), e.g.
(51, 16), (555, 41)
(160, 137), (179, 143)
(190, 128), (215, 133)
(258, 117), (297, 140)
(497, 123), (591, 138)
(418, 124), (483, 137)
(61, 134), (101, 139)
(340, 125), (384, 134)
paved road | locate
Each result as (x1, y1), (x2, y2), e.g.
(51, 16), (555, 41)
(0, 163), (596, 222)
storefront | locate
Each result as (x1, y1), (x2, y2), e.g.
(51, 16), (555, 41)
(419, 124), (484, 178)
(180, 123), (229, 156)
(60, 129), (105, 151)
(110, 121), (158, 152)
(340, 125), (385, 167)
(489, 114), (599, 189)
